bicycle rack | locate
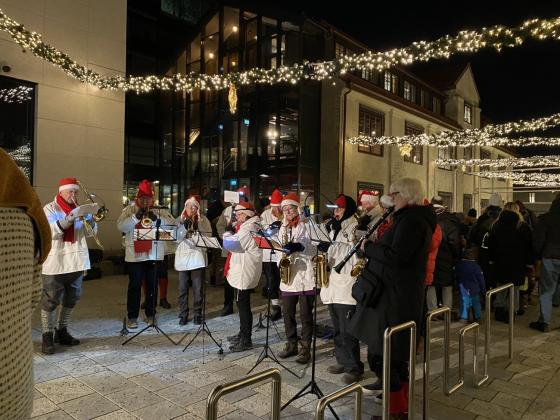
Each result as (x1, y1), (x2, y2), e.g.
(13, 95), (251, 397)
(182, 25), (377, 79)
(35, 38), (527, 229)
(206, 367), (281, 420)
(315, 383), (363, 420)
(447, 322), (484, 394)
(383, 320), (416, 420)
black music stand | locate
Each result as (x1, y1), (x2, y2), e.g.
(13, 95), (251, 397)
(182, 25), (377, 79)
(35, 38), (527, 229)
(247, 233), (299, 377)
(179, 232), (224, 358)
(281, 218), (339, 419)
(122, 216), (177, 346)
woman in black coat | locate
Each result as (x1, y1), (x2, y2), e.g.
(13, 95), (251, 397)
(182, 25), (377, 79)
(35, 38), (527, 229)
(349, 178), (436, 416)
(486, 203), (534, 321)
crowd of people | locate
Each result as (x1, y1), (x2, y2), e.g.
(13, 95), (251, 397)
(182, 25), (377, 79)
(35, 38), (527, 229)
(33, 175), (560, 419)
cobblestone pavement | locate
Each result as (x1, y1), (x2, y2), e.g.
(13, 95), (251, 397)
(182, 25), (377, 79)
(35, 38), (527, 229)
(31, 272), (560, 419)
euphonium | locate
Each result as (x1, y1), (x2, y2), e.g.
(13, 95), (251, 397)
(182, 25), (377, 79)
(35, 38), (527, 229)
(312, 253), (329, 287)
(279, 228), (293, 285)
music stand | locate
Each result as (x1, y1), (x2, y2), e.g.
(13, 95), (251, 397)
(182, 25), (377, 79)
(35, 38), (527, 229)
(246, 234), (300, 377)
(281, 218), (339, 419)
(180, 232), (224, 358)
(122, 217), (177, 346)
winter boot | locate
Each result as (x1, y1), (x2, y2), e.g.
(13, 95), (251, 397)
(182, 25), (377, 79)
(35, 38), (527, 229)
(42, 332), (55, 355)
(296, 341), (311, 364)
(278, 341), (298, 358)
(54, 327), (80, 346)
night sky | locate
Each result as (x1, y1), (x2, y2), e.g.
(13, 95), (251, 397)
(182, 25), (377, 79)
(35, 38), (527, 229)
(283, 1), (560, 156)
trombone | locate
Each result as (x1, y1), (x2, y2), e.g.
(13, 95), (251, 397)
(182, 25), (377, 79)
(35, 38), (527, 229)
(74, 181), (109, 249)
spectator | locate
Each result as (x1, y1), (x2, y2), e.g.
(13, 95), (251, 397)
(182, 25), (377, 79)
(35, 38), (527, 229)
(456, 248), (485, 321)
(468, 204), (501, 287)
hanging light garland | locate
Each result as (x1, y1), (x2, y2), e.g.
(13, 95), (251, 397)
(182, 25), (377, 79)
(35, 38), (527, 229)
(475, 170), (560, 185)
(436, 155), (560, 168)
(0, 85), (33, 103)
(2, 8), (560, 93)
(348, 112), (560, 148)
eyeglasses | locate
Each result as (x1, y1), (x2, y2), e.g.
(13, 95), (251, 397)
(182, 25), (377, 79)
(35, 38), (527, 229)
(389, 191), (400, 196)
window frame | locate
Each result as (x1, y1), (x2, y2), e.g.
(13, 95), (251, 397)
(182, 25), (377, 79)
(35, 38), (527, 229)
(403, 122), (423, 165)
(357, 105), (384, 156)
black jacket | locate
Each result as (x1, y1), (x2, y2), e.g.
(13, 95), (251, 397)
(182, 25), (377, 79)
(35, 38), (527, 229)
(433, 211), (462, 288)
(533, 199), (560, 260)
(348, 204), (436, 361)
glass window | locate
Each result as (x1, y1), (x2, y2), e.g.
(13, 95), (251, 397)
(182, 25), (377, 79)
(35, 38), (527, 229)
(432, 97), (441, 114)
(205, 12), (219, 37)
(463, 194), (472, 214)
(403, 122), (423, 164)
(438, 191), (453, 211)
(223, 7), (239, 49)
(361, 68), (379, 85)
(358, 106), (384, 156)
(464, 103), (473, 124)
(281, 21), (299, 66)
(279, 106), (298, 159)
(403, 80), (416, 102)
(203, 34), (218, 75)
(189, 34), (201, 63)
(244, 17), (258, 69)
(0, 77), (35, 180)
(420, 89), (429, 108)
(480, 199), (489, 209)
(463, 146), (473, 171)
(437, 146), (457, 170)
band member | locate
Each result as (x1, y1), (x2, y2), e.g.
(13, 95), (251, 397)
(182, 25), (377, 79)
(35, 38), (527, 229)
(319, 194), (364, 384)
(216, 186), (250, 316)
(223, 201), (262, 351)
(357, 190), (382, 230)
(175, 196), (212, 325)
(41, 178), (94, 354)
(277, 193), (317, 364)
(117, 180), (175, 329)
(260, 188), (284, 320)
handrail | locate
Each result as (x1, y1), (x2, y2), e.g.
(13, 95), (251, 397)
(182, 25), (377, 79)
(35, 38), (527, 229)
(315, 383), (363, 420)
(206, 368), (281, 420)
(447, 322), (482, 394)
(383, 320), (416, 420)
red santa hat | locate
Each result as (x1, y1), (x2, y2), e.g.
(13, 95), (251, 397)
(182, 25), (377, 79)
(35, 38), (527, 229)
(234, 201), (255, 217)
(184, 195), (201, 209)
(360, 190), (379, 205)
(334, 194), (347, 209)
(281, 192), (300, 208)
(58, 177), (80, 192)
(237, 186), (250, 199)
(136, 179), (154, 198)
(270, 189), (283, 207)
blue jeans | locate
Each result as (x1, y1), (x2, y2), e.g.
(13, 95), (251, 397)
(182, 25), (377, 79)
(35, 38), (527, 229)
(460, 294), (481, 320)
(539, 258), (560, 324)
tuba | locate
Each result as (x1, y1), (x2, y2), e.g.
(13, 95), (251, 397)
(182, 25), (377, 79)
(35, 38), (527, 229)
(312, 252), (329, 287)
(74, 181), (108, 249)
(279, 227), (293, 285)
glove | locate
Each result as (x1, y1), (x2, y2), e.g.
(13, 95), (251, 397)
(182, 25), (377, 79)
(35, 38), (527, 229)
(317, 241), (331, 253)
(58, 212), (78, 230)
(224, 224), (236, 234)
(135, 210), (145, 220)
(357, 215), (371, 231)
(284, 242), (305, 254)
(183, 218), (193, 230)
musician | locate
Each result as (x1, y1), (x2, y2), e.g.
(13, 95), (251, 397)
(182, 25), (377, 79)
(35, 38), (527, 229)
(117, 180), (175, 329)
(277, 193), (317, 364)
(318, 194), (364, 384)
(259, 188), (284, 320)
(41, 178), (95, 354)
(357, 190), (382, 231)
(223, 201), (262, 351)
(175, 196), (212, 326)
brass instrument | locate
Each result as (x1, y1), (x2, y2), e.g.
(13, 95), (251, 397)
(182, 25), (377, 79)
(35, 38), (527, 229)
(74, 181), (108, 249)
(350, 258), (366, 277)
(139, 209), (157, 228)
(279, 227), (293, 285)
(312, 252), (329, 287)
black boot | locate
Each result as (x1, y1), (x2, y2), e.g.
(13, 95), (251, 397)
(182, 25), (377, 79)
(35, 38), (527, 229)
(229, 337), (253, 352)
(220, 304), (234, 317)
(278, 341), (298, 358)
(42, 332), (55, 355)
(54, 327), (80, 346)
(270, 305), (282, 321)
(296, 341), (311, 364)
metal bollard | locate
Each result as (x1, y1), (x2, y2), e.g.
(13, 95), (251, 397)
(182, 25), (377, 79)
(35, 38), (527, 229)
(423, 307), (451, 419)
(383, 321), (416, 420)
(447, 322), (482, 394)
(206, 368), (281, 420)
(316, 383), (362, 420)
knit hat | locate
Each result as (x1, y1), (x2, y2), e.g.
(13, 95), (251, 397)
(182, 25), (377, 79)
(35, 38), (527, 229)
(360, 190), (379, 205)
(58, 177), (80, 192)
(281, 192), (300, 208)
(237, 186), (250, 199)
(334, 194), (347, 209)
(270, 188), (283, 206)
(136, 179), (154, 198)
(234, 201), (255, 217)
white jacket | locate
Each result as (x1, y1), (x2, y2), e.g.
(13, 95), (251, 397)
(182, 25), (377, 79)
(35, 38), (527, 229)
(216, 205), (233, 257)
(260, 207), (283, 263)
(278, 219), (317, 293)
(320, 217), (359, 305)
(174, 215), (212, 271)
(224, 216), (263, 290)
(42, 199), (92, 275)
(117, 203), (176, 262)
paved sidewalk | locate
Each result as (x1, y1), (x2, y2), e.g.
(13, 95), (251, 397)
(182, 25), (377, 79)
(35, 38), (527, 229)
(30, 273), (560, 419)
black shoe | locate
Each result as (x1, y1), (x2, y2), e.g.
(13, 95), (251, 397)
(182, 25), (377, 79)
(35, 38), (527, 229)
(159, 299), (171, 309)
(54, 327), (80, 346)
(230, 339), (253, 352)
(529, 321), (550, 332)
(193, 314), (203, 325)
(362, 379), (382, 396)
(179, 316), (189, 326)
(42, 332), (55, 355)
(342, 372), (363, 385)
(220, 305), (234, 317)
(270, 305), (282, 322)
(278, 341), (298, 358)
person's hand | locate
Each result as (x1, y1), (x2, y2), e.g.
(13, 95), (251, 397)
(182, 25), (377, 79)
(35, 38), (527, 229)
(224, 224), (235, 234)
(317, 241), (331, 253)
(284, 242), (305, 254)
(360, 238), (370, 253)
(184, 218), (193, 230)
(357, 215), (371, 231)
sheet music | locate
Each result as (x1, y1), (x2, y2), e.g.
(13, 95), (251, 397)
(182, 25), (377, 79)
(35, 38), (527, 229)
(134, 225), (177, 241)
(193, 232), (222, 249)
(70, 203), (99, 217)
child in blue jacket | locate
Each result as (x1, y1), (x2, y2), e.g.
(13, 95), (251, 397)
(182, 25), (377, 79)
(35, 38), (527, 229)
(455, 248), (486, 321)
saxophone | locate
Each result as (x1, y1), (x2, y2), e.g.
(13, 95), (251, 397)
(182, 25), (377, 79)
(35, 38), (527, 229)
(312, 252), (329, 287)
(279, 227), (293, 285)
(349, 220), (366, 277)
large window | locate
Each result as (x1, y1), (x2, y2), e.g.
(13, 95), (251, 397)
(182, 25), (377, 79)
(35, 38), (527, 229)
(403, 122), (423, 164)
(383, 72), (397, 94)
(464, 103), (473, 124)
(0, 76), (36, 181)
(403, 80), (416, 102)
(437, 146), (457, 170)
(358, 106), (384, 156)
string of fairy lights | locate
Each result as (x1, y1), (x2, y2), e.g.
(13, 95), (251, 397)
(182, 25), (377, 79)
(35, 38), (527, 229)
(1, 8), (560, 93)
(474, 171), (560, 187)
(0, 85), (33, 103)
(435, 155), (560, 169)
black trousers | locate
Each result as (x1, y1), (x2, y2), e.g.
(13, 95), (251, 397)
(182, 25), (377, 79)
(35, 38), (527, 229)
(282, 294), (314, 343)
(329, 304), (364, 375)
(127, 261), (156, 319)
(236, 288), (252, 341)
(367, 353), (408, 391)
(262, 262), (281, 300)
(224, 281), (234, 308)
(178, 269), (204, 318)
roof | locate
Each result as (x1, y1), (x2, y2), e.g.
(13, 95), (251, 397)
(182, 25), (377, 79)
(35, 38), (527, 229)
(409, 61), (471, 91)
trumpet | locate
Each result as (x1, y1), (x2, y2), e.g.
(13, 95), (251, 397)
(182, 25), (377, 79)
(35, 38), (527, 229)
(312, 252), (329, 287)
(74, 181), (108, 249)
(279, 228), (293, 285)
(139, 209), (157, 228)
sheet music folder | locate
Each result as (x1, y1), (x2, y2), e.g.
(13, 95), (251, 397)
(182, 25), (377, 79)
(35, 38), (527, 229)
(134, 225), (177, 241)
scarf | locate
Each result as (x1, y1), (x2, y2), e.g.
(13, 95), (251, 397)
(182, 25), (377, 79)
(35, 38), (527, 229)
(55, 194), (77, 243)
(224, 222), (242, 279)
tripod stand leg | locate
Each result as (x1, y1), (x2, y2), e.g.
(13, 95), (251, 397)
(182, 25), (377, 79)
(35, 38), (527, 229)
(122, 325), (152, 345)
(182, 325), (204, 351)
(153, 325), (177, 345)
